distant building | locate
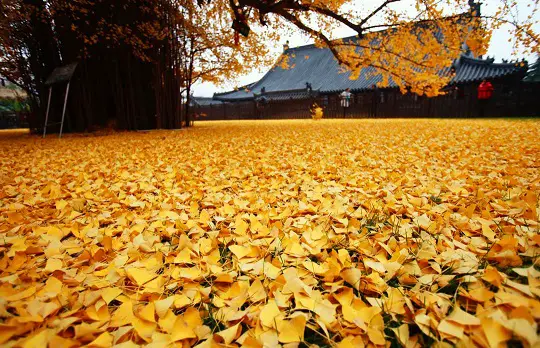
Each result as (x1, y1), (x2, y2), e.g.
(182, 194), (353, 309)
(213, 48), (526, 103)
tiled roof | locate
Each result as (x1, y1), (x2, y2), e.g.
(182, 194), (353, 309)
(448, 56), (527, 84)
(214, 42), (526, 101)
(214, 82), (257, 101)
(214, 42), (374, 101)
(191, 97), (224, 106)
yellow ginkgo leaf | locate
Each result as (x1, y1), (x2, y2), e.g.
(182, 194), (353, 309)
(101, 287), (123, 304)
(138, 302), (156, 323)
(260, 300), (281, 328)
(110, 301), (135, 328)
(44, 258), (63, 273)
(215, 323), (242, 345)
(126, 268), (157, 286)
(481, 317), (512, 348)
(154, 296), (176, 318)
(133, 317), (157, 342)
(446, 307), (481, 326)
(171, 317), (197, 342)
(277, 315), (306, 343)
(340, 268), (362, 291)
(87, 332), (113, 348)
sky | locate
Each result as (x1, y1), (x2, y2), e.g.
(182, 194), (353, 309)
(193, 0), (539, 97)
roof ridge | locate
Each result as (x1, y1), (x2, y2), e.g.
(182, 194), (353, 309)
(459, 55), (528, 68)
(213, 82), (256, 96)
(256, 87), (316, 95)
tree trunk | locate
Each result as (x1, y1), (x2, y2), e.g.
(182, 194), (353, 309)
(24, 0), (61, 131)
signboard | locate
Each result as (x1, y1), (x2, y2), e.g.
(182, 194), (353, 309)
(45, 63), (78, 86)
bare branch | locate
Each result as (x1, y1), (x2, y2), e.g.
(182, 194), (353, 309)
(359, 0), (401, 28)
(277, 10), (349, 67)
(302, 5), (363, 34)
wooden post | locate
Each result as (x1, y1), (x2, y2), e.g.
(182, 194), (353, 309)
(43, 87), (53, 138)
(59, 81), (71, 138)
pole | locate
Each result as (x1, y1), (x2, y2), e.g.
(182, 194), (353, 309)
(43, 87), (52, 138)
(59, 81), (71, 138)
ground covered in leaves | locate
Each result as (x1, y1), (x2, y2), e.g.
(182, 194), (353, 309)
(0, 119), (539, 348)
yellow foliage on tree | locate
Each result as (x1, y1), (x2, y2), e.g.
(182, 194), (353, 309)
(203, 0), (538, 96)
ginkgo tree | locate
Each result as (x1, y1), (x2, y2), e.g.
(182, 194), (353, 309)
(217, 0), (538, 95)
(177, 1), (272, 126)
(0, 0), (538, 131)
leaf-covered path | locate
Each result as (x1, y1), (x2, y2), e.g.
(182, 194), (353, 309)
(0, 120), (539, 347)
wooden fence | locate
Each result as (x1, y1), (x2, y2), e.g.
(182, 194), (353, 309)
(194, 82), (540, 121)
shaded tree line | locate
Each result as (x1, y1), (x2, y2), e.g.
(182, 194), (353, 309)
(0, 0), (245, 132)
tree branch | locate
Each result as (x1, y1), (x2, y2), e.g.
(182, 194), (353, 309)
(303, 5), (363, 34)
(277, 10), (349, 67)
(359, 0), (401, 28)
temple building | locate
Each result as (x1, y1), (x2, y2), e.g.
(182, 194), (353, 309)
(193, 5), (536, 120)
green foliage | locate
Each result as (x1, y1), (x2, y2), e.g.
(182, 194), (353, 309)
(0, 97), (29, 112)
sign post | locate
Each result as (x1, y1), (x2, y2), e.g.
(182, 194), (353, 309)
(42, 87), (53, 138)
(43, 63), (77, 138)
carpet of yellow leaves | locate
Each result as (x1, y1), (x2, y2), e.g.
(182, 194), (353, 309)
(0, 119), (539, 348)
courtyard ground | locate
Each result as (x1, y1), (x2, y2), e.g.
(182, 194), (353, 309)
(0, 119), (539, 347)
